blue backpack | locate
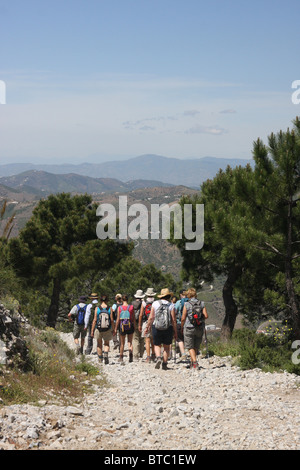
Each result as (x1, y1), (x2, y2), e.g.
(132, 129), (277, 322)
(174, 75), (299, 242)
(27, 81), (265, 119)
(176, 297), (188, 324)
(76, 304), (87, 325)
(119, 306), (132, 333)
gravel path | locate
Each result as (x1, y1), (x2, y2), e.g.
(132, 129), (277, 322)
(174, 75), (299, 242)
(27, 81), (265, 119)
(0, 332), (299, 451)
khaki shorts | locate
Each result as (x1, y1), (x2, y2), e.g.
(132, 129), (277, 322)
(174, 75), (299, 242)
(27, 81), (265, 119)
(95, 328), (113, 342)
(184, 326), (204, 350)
(73, 323), (87, 340)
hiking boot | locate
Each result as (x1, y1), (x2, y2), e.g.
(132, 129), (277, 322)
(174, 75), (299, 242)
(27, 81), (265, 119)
(98, 355), (103, 363)
(145, 356), (151, 364)
(191, 362), (199, 370)
(162, 362), (169, 370)
(118, 356), (124, 365)
(104, 355), (109, 365)
(129, 353), (133, 363)
(155, 358), (161, 369)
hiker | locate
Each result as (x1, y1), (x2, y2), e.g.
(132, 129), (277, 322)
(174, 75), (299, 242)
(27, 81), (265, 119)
(84, 293), (99, 355)
(139, 287), (156, 363)
(181, 288), (208, 370)
(132, 289), (145, 361)
(111, 294), (122, 350)
(174, 289), (189, 360)
(144, 288), (177, 370)
(91, 294), (115, 364)
(68, 296), (88, 355)
(114, 294), (135, 364)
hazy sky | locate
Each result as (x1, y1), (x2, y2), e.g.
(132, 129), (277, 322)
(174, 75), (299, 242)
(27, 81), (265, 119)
(1, 0), (300, 164)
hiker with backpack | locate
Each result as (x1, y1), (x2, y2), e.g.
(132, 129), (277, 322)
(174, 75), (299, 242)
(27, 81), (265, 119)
(144, 288), (177, 370)
(84, 293), (99, 355)
(68, 296), (88, 355)
(114, 294), (135, 364)
(132, 289), (145, 361)
(139, 287), (156, 363)
(181, 288), (208, 370)
(111, 293), (122, 350)
(174, 289), (189, 360)
(91, 294), (115, 364)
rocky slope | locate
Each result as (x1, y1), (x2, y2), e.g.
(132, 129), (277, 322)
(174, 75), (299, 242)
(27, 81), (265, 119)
(0, 332), (299, 451)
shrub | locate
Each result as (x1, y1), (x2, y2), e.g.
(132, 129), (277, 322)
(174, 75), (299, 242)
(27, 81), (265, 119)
(208, 328), (300, 375)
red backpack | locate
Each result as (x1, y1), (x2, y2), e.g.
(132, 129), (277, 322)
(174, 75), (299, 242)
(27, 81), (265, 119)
(143, 302), (152, 321)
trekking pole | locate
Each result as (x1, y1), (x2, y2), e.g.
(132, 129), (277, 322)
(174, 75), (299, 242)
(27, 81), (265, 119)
(204, 325), (209, 359)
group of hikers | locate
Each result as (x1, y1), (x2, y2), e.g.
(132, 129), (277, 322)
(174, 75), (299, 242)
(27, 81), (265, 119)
(68, 286), (208, 370)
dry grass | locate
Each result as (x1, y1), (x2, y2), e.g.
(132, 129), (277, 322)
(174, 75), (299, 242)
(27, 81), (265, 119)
(0, 327), (107, 406)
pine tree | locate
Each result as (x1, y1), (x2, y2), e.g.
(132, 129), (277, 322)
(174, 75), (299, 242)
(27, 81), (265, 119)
(7, 193), (133, 327)
(250, 117), (300, 339)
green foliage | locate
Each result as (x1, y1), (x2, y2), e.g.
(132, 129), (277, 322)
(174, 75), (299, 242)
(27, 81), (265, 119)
(92, 256), (178, 302)
(6, 193), (133, 326)
(209, 328), (300, 375)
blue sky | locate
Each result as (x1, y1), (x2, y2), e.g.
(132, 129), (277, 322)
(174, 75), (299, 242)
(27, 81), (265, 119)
(0, 0), (300, 164)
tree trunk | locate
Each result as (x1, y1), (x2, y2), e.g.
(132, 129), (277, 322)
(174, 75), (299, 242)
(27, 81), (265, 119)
(221, 265), (242, 341)
(285, 199), (300, 339)
(47, 278), (61, 328)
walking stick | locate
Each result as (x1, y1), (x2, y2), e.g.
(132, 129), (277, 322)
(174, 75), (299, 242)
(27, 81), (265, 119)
(204, 325), (209, 358)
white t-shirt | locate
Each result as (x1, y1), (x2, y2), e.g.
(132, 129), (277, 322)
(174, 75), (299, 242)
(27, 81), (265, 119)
(85, 300), (98, 328)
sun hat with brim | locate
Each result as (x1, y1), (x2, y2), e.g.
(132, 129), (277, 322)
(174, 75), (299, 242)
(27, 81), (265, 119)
(89, 293), (98, 299)
(157, 288), (172, 298)
(145, 287), (156, 297)
(134, 289), (145, 299)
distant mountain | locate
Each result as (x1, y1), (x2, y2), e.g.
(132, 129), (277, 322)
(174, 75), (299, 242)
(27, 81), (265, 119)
(0, 154), (253, 187)
(0, 170), (174, 196)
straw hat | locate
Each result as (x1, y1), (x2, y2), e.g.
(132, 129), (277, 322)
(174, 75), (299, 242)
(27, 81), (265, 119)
(89, 293), (98, 299)
(145, 287), (156, 297)
(157, 288), (172, 298)
(134, 289), (145, 299)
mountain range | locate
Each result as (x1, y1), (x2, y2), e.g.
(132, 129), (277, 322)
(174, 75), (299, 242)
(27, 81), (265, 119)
(0, 170), (173, 197)
(0, 154), (253, 189)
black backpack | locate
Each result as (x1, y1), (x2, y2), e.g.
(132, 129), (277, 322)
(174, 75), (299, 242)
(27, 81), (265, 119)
(188, 300), (204, 327)
(132, 299), (142, 321)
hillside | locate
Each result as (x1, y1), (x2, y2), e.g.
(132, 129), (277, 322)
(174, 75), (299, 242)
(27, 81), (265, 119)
(0, 170), (174, 196)
(0, 184), (198, 280)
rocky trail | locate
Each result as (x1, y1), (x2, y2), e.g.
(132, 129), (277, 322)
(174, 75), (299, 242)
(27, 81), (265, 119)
(0, 332), (299, 451)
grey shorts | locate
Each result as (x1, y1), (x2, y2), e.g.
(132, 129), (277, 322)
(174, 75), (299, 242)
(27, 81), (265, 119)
(184, 326), (204, 350)
(142, 321), (153, 338)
